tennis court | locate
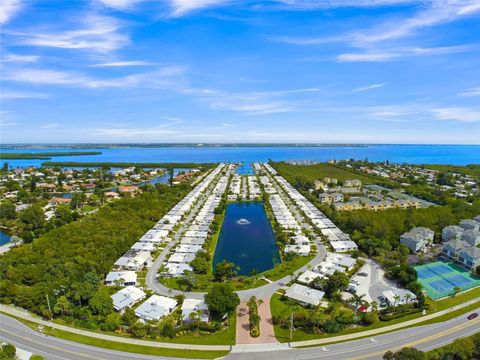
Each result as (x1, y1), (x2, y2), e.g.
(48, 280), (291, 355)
(415, 260), (480, 300)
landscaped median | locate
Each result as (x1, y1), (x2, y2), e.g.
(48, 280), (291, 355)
(0, 305), (230, 359)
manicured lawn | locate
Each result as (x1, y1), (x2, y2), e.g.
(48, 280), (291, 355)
(430, 286), (480, 311)
(263, 254), (314, 282)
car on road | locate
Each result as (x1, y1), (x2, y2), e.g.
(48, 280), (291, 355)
(467, 313), (478, 320)
(357, 272), (368, 277)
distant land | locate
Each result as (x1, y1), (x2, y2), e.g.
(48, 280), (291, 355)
(0, 151), (102, 160)
(0, 143), (372, 149)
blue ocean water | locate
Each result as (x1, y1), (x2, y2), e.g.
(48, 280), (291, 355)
(0, 145), (479, 167)
(213, 201), (280, 275)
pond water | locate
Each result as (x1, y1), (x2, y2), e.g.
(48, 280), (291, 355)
(213, 201), (280, 276)
(0, 231), (11, 246)
(236, 162), (255, 175)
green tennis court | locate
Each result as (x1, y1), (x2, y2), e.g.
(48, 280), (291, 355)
(415, 260), (480, 300)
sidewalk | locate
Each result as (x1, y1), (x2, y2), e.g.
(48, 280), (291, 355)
(0, 304), (230, 351)
(290, 297), (480, 347)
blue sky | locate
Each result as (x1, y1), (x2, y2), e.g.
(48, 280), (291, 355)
(1, 0), (479, 144)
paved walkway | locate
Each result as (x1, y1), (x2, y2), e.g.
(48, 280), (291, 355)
(289, 296), (480, 347)
(0, 305), (230, 351)
(235, 299), (277, 345)
(1, 296), (479, 353)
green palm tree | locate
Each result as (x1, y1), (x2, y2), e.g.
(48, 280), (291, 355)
(349, 293), (366, 319)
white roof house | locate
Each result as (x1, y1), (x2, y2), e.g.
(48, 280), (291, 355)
(297, 270), (325, 285)
(111, 286), (146, 311)
(330, 240), (358, 253)
(284, 284), (325, 307)
(114, 251), (151, 271)
(285, 244), (311, 256)
(326, 253), (356, 269)
(105, 271), (137, 286)
(131, 242), (156, 252)
(135, 295), (177, 321)
(181, 298), (209, 323)
(168, 252), (196, 264)
(163, 263), (193, 277)
(382, 289), (417, 306)
(175, 244), (203, 254)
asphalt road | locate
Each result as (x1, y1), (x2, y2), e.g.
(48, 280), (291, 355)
(1, 309), (479, 360)
(0, 315), (192, 360)
(227, 308), (480, 360)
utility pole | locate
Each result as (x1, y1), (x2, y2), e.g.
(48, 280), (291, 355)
(290, 312), (293, 341)
(46, 294), (53, 320)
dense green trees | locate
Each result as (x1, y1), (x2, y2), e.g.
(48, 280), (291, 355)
(0, 201), (16, 220)
(204, 283), (240, 316)
(19, 205), (45, 231)
(0, 343), (16, 359)
(214, 260), (239, 281)
(0, 184), (190, 327)
(384, 347), (426, 360)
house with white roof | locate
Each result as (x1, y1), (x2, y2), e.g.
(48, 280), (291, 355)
(330, 240), (358, 253)
(111, 286), (146, 312)
(105, 271), (137, 286)
(163, 263), (193, 277)
(168, 252), (196, 264)
(297, 270), (325, 285)
(284, 284), (325, 307)
(135, 295), (177, 321)
(175, 244), (203, 254)
(382, 289), (417, 306)
(181, 298), (209, 323)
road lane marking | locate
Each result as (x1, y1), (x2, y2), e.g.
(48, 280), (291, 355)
(348, 318), (480, 360)
(0, 329), (105, 360)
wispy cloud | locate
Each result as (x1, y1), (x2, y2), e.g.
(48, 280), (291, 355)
(433, 107), (480, 122)
(15, 14), (129, 53)
(92, 127), (180, 137)
(41, 123), (59, 129)
(337, 45), (472, 62)
(350, 83), (386, 93)
(96, 0), (145, 10)
(185, 87), (320, 115)
(3, 66), (186, 89)
(221, 123), (235, 127)
(1, 53), (39, 62)
(1, 90), (49, 99)
(352, 0), (480, 45)
(90, 61), (153, 67)
(458, 87), (480, 97)
(0, 0), (22, 24)
(169, 0), (229, 17)
(0, 110), (17, 125)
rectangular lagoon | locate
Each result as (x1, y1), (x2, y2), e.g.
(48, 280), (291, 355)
(213, 201), (280, 275)
(236, 162), (254, 175)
